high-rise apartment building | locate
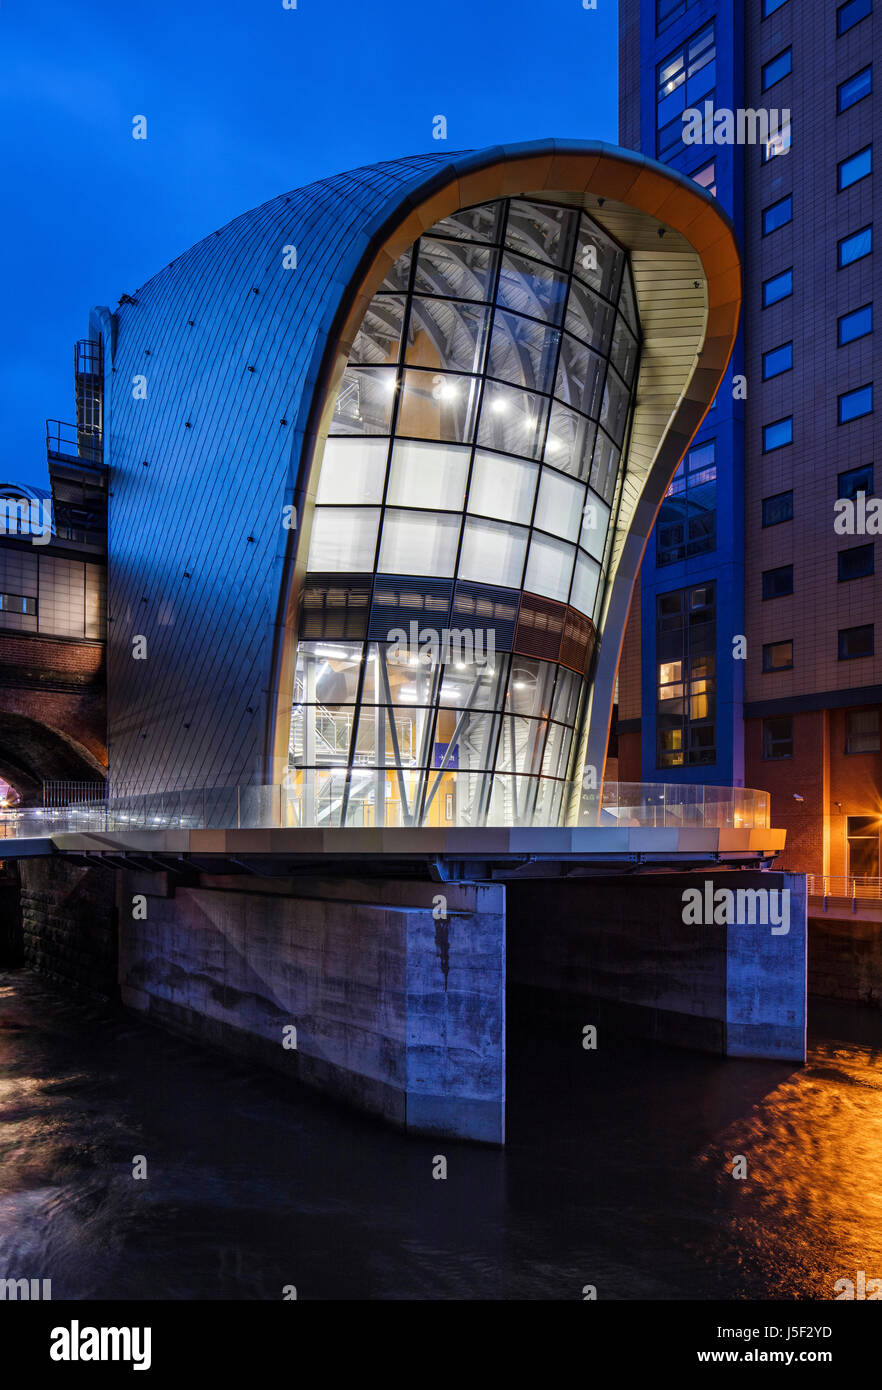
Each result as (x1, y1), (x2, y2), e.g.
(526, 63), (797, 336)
(618, 0), (880, 875)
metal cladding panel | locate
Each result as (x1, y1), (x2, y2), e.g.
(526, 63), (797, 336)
(105, 153), (462, 793)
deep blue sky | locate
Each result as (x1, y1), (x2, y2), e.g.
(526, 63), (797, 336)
(2, 0), (619, 487)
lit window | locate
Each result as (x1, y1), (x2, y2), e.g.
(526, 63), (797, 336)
(656, 22), (716, 160)
(762, 342), (793, 378)
(763, 639), (794, 671)
(838, 66), (873, 113)
(385, 440), (470, 511)
(762, 48), (792, 90)
(838, 303), (873, 345)
(571, 551), (601, 617)
(761, 115), (791, 162)
(467, 451), (537, 525)
(763, 269), (793, 306)
(691, 160), (716, 197)
(0, 592), (37, 615)
(838, 384), (874, 422)
(839, 146), (873, 191)
(763, 195), (793, 234)
(763, 416), (793, 450)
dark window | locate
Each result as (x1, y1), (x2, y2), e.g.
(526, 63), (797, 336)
(763, 342), (793, 378)
(839, 463), (874, 499)
(763, 195), (793, 234)
(656, 439), (716, 566)
(838, 66), (873, 112)
(762, 490), (793, 526)
(0, 593), (37, 615)
(839, 384), (874, 422)
(763, 715), (793, 759)
(838, 543), (875, 580)
(838, 0), (872, 36)
(657, 0), (698, 35)
(838, 303), (873, 344)
(839, 623), (874, 659)
(763, 269), (793, 306)
(763, 639), (794, 671)
(763, 0), (788, 13)
(839, 225), (873, 267)
(763, 416), (793, 450)
(656, 582), (716, 768)
(762, 48), (792, 90)
(839, 146), (873, 191)
(846, 708), (881, 753)
(656, 22), (716, 159)
(762, 564), (794, 598)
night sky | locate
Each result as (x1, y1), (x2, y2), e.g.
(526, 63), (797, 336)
(1, 0), (619, 488)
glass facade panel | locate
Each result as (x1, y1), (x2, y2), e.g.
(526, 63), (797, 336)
(378, 509), (461, 577)
(386, 440), (470, 511)
(459, 517), (528, 587)
(308, 507), (380, 571)
(405, 297), (490, 374)
(467, 451), (538, 524)
(316, 438), (388, 505)
(524, 534), (576, 602)
(294, 194), (641, 826)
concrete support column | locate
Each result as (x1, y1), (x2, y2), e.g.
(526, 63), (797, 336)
(117, 872), (506, 1144)
(508, 870), (806, 1063)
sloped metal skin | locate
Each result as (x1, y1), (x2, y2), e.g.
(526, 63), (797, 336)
(102, 141), (740, 798)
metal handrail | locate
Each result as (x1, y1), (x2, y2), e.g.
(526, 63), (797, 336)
(807, 874), (882, 911)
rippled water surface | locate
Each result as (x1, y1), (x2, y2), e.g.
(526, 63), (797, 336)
(1, 970), (881, 1300)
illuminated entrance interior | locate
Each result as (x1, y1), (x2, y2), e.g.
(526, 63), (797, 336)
(288, 195), (641, 827)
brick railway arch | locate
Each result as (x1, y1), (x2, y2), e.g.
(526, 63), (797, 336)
(0, 706), (105, 807)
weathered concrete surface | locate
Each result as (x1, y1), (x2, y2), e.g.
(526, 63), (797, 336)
(809, 908), (882, 1008)
(508, 871), (806, 1062)
(17, 857), (117, 997)
(117, 873), (505, 1144)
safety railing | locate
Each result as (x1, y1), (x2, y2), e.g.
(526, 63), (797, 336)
(581, 781), (771, 830)
(0, 779), (773, 839)
(807, 875), (882, 911)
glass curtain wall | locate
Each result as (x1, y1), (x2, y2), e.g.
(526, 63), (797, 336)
(288, 196), (641, 827)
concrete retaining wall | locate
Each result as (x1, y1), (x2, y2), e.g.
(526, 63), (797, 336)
(117, 872), (506, 1144)
(809, 910), (882, 1008)
(18, 857), (117, 997)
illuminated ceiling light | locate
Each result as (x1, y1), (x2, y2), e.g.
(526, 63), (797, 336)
(314, 645), (353, 660)
(439, 383), (459, 401)
(490, 398), (508, 414)
(545, 435), (565, 455)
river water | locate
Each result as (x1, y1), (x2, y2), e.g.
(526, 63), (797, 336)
(1, 969), (881, 1300)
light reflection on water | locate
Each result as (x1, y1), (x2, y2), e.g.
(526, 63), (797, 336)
(1, 970), (880, 1300)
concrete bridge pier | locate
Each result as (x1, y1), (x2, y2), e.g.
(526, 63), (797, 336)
(117, 871), (506, 1145)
